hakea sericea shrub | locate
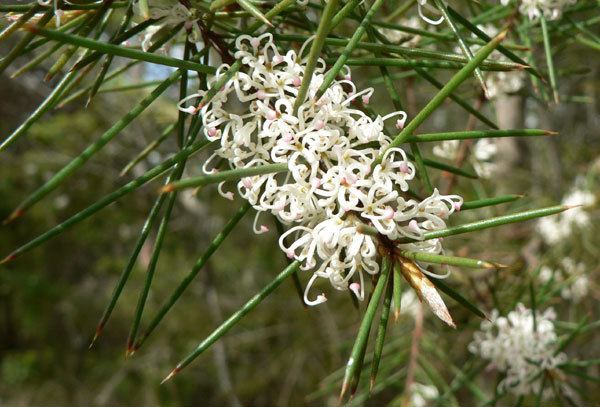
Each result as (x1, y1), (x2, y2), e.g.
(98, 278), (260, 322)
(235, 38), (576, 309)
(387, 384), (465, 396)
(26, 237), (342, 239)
(178, 33), (461, 314)
(1, 0), (599, 403)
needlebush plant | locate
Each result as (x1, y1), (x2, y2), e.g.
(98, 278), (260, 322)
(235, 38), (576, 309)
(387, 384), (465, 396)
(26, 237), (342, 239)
(0, 0), (598, 404)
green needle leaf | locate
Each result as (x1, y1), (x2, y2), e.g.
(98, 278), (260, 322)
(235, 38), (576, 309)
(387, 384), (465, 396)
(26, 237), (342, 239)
(25, 25), (216, 74)
(0, 8), (54, 76)
(134, 203), (251, 351)
(370, 276), (393, 391)
(407, 129), (555, 142)
(90, 187), (170, 348)
(433, 0), (488, 95)
(120, 123), (175, 176)
(461, 194), (523, 210)
(292, 0), (341, 114)
(375, 28), (508, 166)
(236, 0), (273, 27)
(429, 278), (488, 320)
(1, 70), (78, 152)
(340, 258), (391, 401)
(540, 16), (560, 103)
(392, 263), (402, 321)
(400, 251), (503, 269)
(446, 6), (542, 79)
(161, 260), (301, 383)
(396, 205), (571, 243)
(162, 163), (289, 193)
(317, 0), (385, 98)
(7, 69), (182, 220)
(0, 3), (41, 42)
(0, 139), (211, 265)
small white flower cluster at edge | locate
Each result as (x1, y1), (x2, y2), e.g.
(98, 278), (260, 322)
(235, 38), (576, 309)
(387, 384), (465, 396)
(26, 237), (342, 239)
(501, 0), (577, 21)
(469, 303), (567, 398)
(433, 138), (498, 178)
(537, 185), (596, 245)
(539, 257), (589, 302)
(179, 34), (463, 306)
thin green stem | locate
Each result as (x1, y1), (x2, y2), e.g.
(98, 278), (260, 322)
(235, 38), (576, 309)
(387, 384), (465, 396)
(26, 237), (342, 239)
(163, 163), (289, 192)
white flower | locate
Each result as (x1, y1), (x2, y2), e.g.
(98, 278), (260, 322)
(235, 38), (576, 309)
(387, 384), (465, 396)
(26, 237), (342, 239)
(469, 303), (567, 398)
(537, 183), (595, 245)
(179, 34), (463, 306)
(433, 138), (498, 178)
(135, 0), (202, 43)
(410, 383), (439, 407)
(503, 0), (577, 21)
(417, 0), (444, 25)
(539, 259), (589, 302)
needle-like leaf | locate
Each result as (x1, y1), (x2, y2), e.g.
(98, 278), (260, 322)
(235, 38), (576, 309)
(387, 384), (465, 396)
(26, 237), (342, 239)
(6, 69), (182, 220)
(375, 28), (508, 165)
(24, 25), (216, 74)
(161, 260), (301, 383)
(433, 0), (488, 95)
(133, 203), (251, 351)
(340, 258), (391, 401)
(162, 163), (289, 193)
(370, 276), (393, 390)
(292, 0), (340, 114)
(0, 139), (212, 265)
(316, 0), (385, 98)
(396, 205), (572, 244)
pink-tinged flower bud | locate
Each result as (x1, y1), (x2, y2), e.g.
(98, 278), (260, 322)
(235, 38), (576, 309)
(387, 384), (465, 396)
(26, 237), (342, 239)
(259, 225), (269, 233)
(223, 192), (234, 201)
(184, 20), (193, 30)
(349, 283), (361, 298)
(311, 178), (321, 189)
(266, 110), (277, 120)
(314, 119), (325, 130)
(207, 127), (218, 137)
(286, 250), (295, 259)
(292, 76), (301, 87)
(282, 132), (293, 142)
(256, 90), (267, 100)
(275, 201), (286, 211)
(383, 206), (395, 220)
(409, 219), (420, 232)
(344, 74), (352, 81)
(181, 106), (196, 114)
(396, 118), (406, 130)
(362, 94), (370, 104)
(250, 37), (261, 48)
(399, 162), (410, 174)
(273, 55), (284, 65)
(314, 294), (327, 305)
(453, 201), (462, 212)
(242, 177), (253, 189)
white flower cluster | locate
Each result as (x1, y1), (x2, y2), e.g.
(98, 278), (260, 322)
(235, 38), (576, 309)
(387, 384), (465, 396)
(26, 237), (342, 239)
(501, 0), (577, 21)
(179, 34), (463, 305)
(539, 258), (589, 302)
(410, 383), (439, 407)
(135, 0), (202, 46)
(469, 303), (567, 398)
(537, 185), (595, 245)
(433, 138), (498, 178)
